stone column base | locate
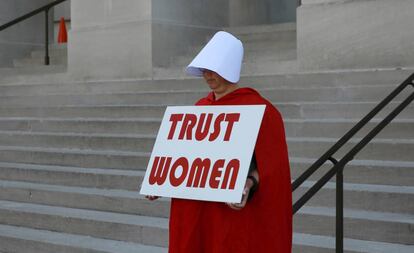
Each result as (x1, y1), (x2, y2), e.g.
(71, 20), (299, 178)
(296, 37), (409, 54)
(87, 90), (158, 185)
(298, 0), (414, 71)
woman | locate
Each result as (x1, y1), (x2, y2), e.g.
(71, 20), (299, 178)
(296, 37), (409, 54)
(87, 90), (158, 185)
(148, 31), (292, 253)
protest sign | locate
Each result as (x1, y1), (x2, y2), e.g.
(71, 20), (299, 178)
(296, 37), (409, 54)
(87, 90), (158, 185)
(140, 105), (265, 203)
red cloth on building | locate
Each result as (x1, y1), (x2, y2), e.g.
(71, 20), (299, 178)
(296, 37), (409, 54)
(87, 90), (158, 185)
(168, 87), (292, 253)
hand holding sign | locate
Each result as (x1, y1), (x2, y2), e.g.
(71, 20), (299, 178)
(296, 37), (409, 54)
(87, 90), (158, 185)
(140, 105), (265, 203)
(145, 195), (159, 201)
(227, 169), (259, 210)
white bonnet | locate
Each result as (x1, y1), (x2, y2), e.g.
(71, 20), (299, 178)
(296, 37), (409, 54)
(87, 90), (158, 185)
(185, 31), (244, 83)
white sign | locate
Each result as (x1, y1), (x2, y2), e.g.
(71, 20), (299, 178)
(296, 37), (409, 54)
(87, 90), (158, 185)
(140, 105), (266, 203)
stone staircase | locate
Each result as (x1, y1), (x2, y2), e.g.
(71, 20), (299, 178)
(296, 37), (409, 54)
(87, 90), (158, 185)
(12, 44), (67, 68)
(0, 24), (413, 253)
(0, 43), (67, 86)
(10, 19), (69, 69)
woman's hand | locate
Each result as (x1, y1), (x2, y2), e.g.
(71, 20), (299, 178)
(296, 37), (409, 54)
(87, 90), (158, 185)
(226, 175), (256, 210)
(145, 195), (160, 201)
(226, 170), (259, 210)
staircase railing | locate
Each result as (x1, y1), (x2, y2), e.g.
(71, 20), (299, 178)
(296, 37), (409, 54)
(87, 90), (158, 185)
(0, 0), (68, 65)
(291, 72), (414, 253)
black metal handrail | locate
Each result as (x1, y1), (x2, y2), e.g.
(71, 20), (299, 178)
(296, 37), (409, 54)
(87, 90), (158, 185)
(0, 0), (68, 65)
(291, 73), (414, 253)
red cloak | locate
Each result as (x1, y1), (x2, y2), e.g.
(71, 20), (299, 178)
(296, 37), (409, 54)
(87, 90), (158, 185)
(169, 87), (292, 253)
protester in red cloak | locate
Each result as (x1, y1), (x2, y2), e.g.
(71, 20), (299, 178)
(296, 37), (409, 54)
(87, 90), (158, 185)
(147, 31), (292, 252)
(167, 69), (292, 253)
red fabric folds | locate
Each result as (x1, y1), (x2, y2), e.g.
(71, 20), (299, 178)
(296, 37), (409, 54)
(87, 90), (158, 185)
(169, 87), (292, 253)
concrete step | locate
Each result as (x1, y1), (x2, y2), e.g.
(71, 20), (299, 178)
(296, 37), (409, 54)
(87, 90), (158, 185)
(17, 80), (399, 98)
(294, 245), (356, 253)
(13, 44), (68, 68)
(151, 67), (413, 83)
(0, 71), (69, 85)
(292, 158), (414, 186)
(0, 90), (202, 107)
(182, 25), (296, 61)
(0, 132), (411, 161)
(0, 162), (143, 190)
(176, 44), (297, 66)
(243, 59), (300, 75)
(0, 155), (412, 190)
(294, 181), (414, 214)
(0, 105), (166, 118)
(0, 224), (167, 253)
(285, 118), (414, 139)
(243, 47), (297, 61)
(0, 131), (156, 152)
(0, 146), (148, 170)
(30, 44), (67, 58)
(0, 117), (412, 139)
(278, 101), (414, 119)
(242, 39), (297, 51)
(0, 141), (413, 170)
(13, 55), (67, 68)
(0, 200), (411, 246)
(225, 22), (296, 41)
(225, 22), (296, 34)
(184, 38), (296, 57)
(0, 85), (408, 107)
(0, 66), (67, 81)
(0, 180), (169, 218)
(0, 200), (169, 247)
(0, 117), (161, 135)
(0, 80), (195, 96)
(288, 137), (414, 162)
(0, 101), (412, 119)
(0, 179), (412, 215)
(293, 233), (414, 253)
(0, 68), (411, 89)
(154, 59), (300, 78)
(295, 206), (414, 245)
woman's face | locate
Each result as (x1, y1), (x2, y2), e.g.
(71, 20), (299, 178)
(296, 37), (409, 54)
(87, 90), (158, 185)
(202, 69), (231, 92)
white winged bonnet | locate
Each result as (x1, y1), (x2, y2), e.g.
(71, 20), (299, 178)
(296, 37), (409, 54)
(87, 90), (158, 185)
(186, 31), (244, 83)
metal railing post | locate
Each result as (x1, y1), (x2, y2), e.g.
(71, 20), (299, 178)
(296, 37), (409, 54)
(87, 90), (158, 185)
(327, 156), (344, 253)
(336, 167), (344, 253)
(44, 8), (50, 65)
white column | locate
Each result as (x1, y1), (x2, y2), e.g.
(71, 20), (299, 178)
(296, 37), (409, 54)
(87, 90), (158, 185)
(68, 0), (152, 80)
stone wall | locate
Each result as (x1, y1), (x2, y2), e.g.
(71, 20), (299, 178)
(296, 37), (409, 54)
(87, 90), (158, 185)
(152, 0), (228, 68)
(298, 0), (414, 71)
(229, 0), (296, 26)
